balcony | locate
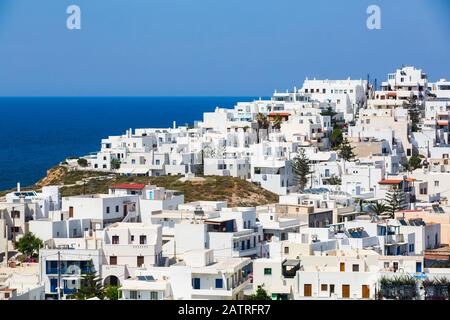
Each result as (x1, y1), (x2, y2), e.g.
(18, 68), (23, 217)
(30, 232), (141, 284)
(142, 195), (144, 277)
(232, 246), (258, 257)
(385, 234), (406, 245)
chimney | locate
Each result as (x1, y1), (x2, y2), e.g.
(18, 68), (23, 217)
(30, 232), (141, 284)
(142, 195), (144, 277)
(173, 121), (176, 129)
(17, 182), (20, 192)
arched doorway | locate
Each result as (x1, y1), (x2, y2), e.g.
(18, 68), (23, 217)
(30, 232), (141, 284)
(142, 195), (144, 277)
(104, 275), (120, 286)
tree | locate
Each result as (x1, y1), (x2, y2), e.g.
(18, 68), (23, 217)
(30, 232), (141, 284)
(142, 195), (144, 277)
(77, 158), (88, 167)
(15, 232), (43, 258)
(404, 155), (422, 172)
(247, 286), (271, 300)
(255, 113), (269, 143)
(408, 96), (421, 133)
(104, 285), (121, 300)
(69, 260), (104, 300)
(384, 185), (407, 218)
(292, 148), (312, 192)
(272, 115), (283, 130)
(110, 158), (121, 170)
(369, 202), (386, 216)
(330, 127), (343, 148)
(337, 138), (355, 162)
(320, 106), (338, 128)
(327, 175), (341, 186)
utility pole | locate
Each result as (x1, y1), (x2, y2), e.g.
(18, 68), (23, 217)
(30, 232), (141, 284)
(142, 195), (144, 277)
(57, 250), (62, 300)
(173, 239), (176, 262)
(12, 206), (16, 249)
(3, 210), (8, 267)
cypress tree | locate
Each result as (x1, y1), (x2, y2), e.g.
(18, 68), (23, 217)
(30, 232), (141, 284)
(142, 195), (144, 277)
(292, 148), (312, 192)
(384, 185), (407, 218)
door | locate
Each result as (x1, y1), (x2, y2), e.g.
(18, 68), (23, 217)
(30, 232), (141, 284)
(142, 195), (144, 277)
(137, 256), (144, 267)
(192, 278), (201, 289)
(416, 262), (422, 273)
(50, 278), (58, 293)
(342, 285), (350, 298)
(362, 285), (370, 299)
(340, 262), (345, 272)
(123, 205), (128, 218)
(304, 284), (312, 297)
(69, 206), (74, 218)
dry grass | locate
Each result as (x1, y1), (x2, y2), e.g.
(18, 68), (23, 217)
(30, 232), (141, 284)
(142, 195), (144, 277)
(9, 166), (278, 207)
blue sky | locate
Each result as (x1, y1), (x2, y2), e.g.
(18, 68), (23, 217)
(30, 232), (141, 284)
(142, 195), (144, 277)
(0, 0), (449, 96)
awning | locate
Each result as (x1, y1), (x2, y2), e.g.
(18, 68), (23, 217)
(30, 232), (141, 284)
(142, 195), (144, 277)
(131, 168), (150, 174)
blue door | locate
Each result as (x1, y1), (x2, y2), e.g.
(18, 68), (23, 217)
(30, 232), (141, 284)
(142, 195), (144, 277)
(50, 279), (58, 293)
(192, 278), (200, 289)
(416, 262), (422, 273)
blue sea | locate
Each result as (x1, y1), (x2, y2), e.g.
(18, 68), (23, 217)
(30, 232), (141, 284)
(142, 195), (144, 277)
(0, 97), (259, 190)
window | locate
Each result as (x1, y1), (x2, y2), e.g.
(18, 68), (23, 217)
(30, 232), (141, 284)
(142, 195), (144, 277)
(284, 247), (289, 254)
(340, 262), (345, 272)
(115, 205), (119, 213)
(150, 292), (158, 300)
(11, 210), (20, 219)
(384, 262), (390, 269)
(129, 290), (138, 299)
(330, 284), (335, 294)
(131, 235), (134, 242)
(409, 244), (415, 252)
(112, 235), (119, 244)
(215, 279), (223, 289)
(140, 235), (147, 244)
(321, 284), (328, 291)
(434, 181), (440, 187)
(264, 268), (272, 275)
(137, 256), (144, 267)
(110, 256), (117, 265)
(106, 206), (110, 214)
(352, 264), (359, 272)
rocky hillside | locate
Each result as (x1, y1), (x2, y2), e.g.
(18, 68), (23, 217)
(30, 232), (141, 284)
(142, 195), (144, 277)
(6, 166), (278, 207)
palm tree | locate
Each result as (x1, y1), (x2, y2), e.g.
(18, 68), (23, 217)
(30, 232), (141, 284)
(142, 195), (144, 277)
(369, 202), (386, 216)
(272, 115), (283, 131)
(255, 113), (269, 143)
